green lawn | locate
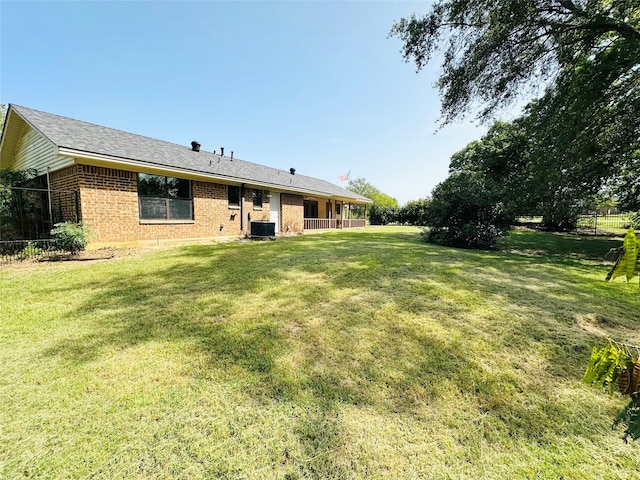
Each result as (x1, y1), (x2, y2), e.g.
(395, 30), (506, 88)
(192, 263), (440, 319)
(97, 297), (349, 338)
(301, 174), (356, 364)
(1, 226), (639, 479)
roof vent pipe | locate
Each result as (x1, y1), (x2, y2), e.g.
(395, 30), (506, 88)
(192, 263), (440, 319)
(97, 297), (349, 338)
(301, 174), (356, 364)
(191, 141), (201, 152)
(220, 147), (224, 156)
(231, 151), (234, 160)
(290, 168), (296, 175)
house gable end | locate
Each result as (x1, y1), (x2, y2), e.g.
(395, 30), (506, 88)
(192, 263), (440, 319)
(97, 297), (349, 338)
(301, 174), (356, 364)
(0, 108), (29, 170)
(0, 106), (73, 175)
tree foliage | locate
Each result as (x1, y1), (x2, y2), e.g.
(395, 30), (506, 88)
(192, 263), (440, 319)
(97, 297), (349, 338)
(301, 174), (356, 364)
(391, 1), (640, 213)
(0, 168), (46, 241)
(369, 204), (398, 225)
(449, 119), (590, 229)
(397, 198), (431, 226)
(347, 178), (398, 219)
(50, 222), (88, 254)
(0, 168), (39, 187)
(424, 172), (511, 249)
(0, 104), (7, 138)
(390, 0), (640, 124)
(347, 178), (398, 208)
(615, 155), (640, 212)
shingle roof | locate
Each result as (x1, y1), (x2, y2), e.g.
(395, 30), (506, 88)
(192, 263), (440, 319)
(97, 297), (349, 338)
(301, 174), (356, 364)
(10, 104), (371, 203)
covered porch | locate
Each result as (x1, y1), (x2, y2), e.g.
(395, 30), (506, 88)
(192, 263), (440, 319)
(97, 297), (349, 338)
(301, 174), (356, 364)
(303, 196), (368, 231)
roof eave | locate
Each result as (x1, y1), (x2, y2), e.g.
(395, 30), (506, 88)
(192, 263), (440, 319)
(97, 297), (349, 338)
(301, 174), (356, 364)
(58, 147), (368, 203)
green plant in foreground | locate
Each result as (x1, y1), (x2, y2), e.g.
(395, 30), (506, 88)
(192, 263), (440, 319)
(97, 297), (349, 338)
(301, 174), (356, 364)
(50, 222), (88, 254)
(583, 341), (633, 392)
(606, 228), (640, 291)
(16, 241), (43, 260)
(584, 340), (640, 441)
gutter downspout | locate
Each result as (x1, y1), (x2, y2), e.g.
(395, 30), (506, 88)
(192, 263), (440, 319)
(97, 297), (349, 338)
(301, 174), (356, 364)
(240, 184), (246, 233)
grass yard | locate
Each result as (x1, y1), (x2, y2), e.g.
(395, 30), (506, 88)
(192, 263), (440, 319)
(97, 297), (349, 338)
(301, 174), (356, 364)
(1, 226), (639, 479)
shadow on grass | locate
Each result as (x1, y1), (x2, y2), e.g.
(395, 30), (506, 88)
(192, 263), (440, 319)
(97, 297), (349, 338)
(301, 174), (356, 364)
(497, 228), (623, 261)
(40, 228), (640, 468)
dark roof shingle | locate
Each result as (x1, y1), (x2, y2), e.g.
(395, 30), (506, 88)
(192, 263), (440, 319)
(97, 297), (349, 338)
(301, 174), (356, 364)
(12, 104), (371, 202)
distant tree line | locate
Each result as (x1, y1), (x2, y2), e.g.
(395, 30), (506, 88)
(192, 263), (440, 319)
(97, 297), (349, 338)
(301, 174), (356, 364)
(347, 169), (637, 251)
(369, 199), (432, 227)
(346, 178), (431, 226)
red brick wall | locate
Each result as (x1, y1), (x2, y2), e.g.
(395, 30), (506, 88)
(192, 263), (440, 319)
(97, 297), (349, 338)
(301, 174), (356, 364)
(48, 166), (81, 222)
(55, 164), (285, 244)
(75, 165), (138, 242)
(281, 193), (304, 233)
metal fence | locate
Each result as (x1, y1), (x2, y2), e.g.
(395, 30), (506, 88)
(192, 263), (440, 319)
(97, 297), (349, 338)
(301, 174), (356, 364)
(576, 213), (639, 233)
(0, 185), (79, 263)
(515, 212), (639, 234)
(0, 239), (66, 264)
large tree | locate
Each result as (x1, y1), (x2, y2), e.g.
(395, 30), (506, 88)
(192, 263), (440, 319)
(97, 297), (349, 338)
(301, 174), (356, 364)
(391, 1), (640, 212)
(390, 0), (639, 124)
(450, 119), (595, 228)
(347, 178), (398, 219)
(347, 178), (398, 208)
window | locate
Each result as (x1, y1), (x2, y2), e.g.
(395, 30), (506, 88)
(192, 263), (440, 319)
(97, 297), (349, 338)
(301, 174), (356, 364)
(304, 200), (318, 218)
(252, 190), (262, 209)
(336, 204), (342, 216)
(228, 185), (240, 208)
(137, 173), (192, 221)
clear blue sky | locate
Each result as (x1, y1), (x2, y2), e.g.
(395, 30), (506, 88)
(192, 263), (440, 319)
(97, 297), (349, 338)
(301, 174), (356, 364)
(0, 0), (488, 205)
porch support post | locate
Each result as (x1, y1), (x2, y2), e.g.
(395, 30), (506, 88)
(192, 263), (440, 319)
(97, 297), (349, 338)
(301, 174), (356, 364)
(329, 199), (337, 229)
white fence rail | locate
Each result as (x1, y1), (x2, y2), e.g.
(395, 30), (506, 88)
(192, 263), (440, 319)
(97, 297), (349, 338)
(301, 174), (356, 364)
(304, 218), (366, 230)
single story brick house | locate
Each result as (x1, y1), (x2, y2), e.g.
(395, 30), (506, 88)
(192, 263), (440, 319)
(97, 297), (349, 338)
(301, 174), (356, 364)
(0, 104), (371, 246)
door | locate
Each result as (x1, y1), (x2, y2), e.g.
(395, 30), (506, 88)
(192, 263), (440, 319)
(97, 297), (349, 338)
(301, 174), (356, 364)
(270, 192), (280, 233)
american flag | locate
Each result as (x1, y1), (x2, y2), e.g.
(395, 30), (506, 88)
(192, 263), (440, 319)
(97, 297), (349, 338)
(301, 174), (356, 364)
(339, 170), (351, 181)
